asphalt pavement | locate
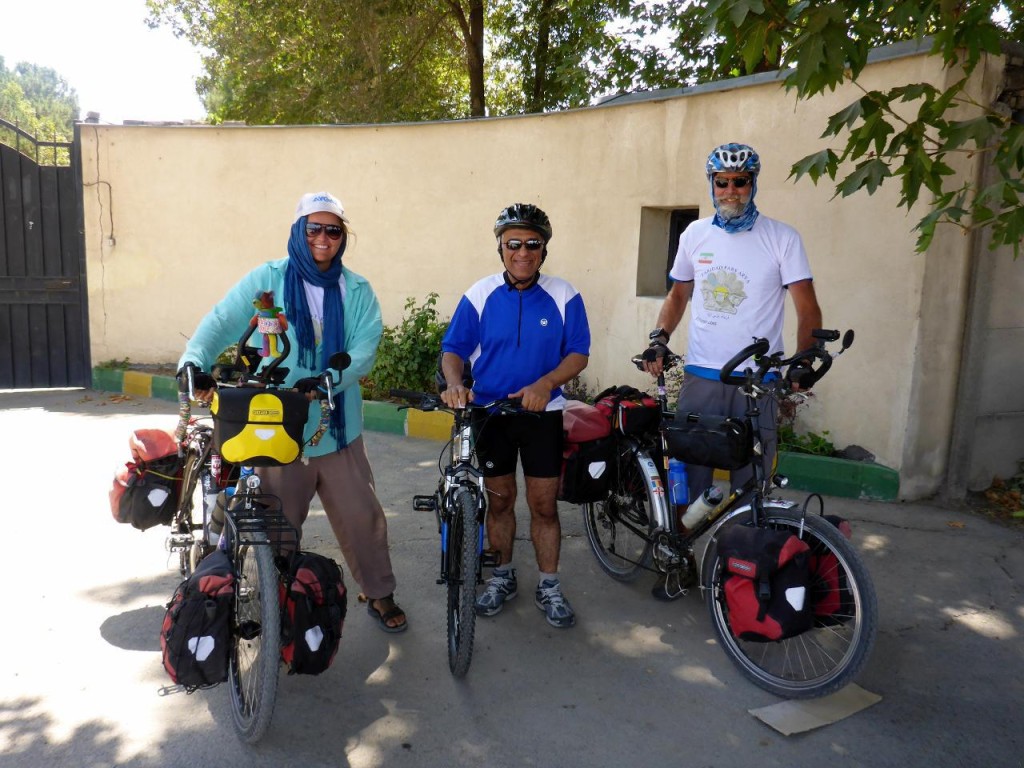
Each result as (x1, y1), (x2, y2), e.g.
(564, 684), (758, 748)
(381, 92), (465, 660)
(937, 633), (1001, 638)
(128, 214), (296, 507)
(0, 388), (1021, 768)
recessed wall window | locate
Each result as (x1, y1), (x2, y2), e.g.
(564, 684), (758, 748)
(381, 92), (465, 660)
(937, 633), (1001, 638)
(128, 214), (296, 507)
(636, 206), (699, 297)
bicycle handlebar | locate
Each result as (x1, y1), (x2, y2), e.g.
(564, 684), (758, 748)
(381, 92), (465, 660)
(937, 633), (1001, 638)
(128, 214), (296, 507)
(717, 329), (854, 391)
(390, 390), (523, 414)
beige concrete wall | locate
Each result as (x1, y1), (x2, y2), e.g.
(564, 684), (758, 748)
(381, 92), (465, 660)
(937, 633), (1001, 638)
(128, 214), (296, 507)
(79, 47), (988, 499)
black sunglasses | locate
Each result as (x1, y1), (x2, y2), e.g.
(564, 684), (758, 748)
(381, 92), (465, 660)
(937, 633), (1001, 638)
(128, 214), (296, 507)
(713, 176), (752, 189)
(503, 238), (544, 252)
(305, 222), (345, 240)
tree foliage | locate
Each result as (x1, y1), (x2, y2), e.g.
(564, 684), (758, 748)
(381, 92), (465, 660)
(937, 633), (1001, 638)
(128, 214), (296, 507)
(704, 0), (1024, 255)
(146, 0), (471, 123)
(0, 58), (79, 162)
(147, 0), (690, 119)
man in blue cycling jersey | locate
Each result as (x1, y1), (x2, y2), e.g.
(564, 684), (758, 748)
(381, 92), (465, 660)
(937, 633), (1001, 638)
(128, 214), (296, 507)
(645, 143), (823, 600)
(440, 203), (590, 628)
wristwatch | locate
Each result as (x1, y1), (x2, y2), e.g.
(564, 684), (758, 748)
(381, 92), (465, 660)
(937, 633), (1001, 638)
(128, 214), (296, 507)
(649, 328), (670, 344)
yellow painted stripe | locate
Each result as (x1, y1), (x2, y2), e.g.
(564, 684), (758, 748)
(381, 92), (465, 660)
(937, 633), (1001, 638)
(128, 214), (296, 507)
(122, 371), (153, 397)
(407, 409), (454, 441)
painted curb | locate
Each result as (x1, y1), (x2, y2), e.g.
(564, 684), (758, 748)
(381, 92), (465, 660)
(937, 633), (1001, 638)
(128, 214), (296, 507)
(407, 409), (454, 441)
(777, 452), (900, 501)
(92, 368), (898, 500)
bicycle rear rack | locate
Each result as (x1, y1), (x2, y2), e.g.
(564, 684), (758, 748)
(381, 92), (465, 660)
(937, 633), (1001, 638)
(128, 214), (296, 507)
(225, 493), (299, 551)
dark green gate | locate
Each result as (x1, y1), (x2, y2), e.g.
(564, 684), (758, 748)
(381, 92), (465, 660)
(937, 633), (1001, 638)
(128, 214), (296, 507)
(0, 119), (89, 388)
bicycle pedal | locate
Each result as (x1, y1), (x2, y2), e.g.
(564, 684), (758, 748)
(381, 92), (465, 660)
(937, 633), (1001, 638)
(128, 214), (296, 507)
(413, 495), (437, 511)
(480, 549), (502, 568)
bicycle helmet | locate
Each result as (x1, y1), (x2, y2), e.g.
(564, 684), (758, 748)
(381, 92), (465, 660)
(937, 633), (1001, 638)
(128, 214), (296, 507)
(493, 203), (553, 242)
(706, 143), (761, 178)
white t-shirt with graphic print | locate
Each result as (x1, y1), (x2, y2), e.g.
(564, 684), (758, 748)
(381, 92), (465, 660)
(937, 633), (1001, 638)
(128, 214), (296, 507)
(669, 215), (812, 370)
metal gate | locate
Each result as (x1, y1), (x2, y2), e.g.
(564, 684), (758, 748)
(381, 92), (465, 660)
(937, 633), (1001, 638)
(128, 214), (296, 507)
(0, 119), (89, 388)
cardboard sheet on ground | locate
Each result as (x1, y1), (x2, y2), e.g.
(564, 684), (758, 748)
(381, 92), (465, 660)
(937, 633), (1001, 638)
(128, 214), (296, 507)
(749, 684), (881, 735)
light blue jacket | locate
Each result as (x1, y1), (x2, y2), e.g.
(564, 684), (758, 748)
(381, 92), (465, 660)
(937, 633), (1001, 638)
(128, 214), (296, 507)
(178, 257), (382, 456)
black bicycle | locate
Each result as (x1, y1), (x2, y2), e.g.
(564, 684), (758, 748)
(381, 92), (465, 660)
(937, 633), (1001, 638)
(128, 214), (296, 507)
(582, 330), (878, 698)
(173, 320), (348, 742)
(390, 390), (519, 677)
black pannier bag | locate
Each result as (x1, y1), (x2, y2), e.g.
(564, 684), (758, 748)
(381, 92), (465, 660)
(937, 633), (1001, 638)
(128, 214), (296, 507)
(559, 436), (616, 504)
(279, 551), (348, 675)
(160, 549), (235, 689)
(211, 387), (309, 466)
(665, 413), (753, 470)
(116, 454), (183, 530)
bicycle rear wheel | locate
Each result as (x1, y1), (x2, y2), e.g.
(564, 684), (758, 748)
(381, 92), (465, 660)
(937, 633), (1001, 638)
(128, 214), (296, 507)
(704, 505), (877, 698)
(583, 447), (656, 581)
(447, 487), (480, 677)
(228, 534), (281, 742)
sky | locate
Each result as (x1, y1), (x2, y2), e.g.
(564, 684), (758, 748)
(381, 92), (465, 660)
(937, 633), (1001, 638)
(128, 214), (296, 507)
(0, 0), (207, 125)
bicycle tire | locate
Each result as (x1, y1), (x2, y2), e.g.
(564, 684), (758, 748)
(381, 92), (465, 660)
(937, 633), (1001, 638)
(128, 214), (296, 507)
(704, 505), (878, 699)
(176, 449), (206, 579)
(447, 487), (479, 677)
(583, 446), (656, 582)
(228, 535), (281, 743)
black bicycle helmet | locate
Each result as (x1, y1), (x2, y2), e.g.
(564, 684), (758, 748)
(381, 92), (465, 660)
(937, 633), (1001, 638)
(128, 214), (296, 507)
(493, 203), (553, 241)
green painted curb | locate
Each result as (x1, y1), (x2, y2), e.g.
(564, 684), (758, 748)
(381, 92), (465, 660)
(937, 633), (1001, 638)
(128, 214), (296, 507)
(92, 367), (124, 392)
(777, 452), (899, 501)
(151, 375), (180, 402)
(363, 401), (407, 435)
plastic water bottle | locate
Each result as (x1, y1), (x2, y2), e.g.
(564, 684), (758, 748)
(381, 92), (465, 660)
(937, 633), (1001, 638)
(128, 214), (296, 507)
(680, 485), (725, 532)
(667, 459), (689, 508)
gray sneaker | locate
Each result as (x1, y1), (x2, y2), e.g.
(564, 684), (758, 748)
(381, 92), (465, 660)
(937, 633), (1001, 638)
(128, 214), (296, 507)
(475, 568), (518, 616)
(534, 579), (576, 628)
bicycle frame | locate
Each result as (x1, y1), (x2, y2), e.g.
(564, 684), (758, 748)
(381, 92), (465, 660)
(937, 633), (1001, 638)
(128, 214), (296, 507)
(436, 413), (488, 581)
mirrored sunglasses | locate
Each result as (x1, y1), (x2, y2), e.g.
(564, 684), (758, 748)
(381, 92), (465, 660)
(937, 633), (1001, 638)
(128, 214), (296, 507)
(713, 176), (752, 189)
(503, 238), (544, 252)
(305, 222), (345, 240)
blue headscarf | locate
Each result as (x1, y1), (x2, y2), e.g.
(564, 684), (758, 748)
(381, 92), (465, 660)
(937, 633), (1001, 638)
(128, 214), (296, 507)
(711, 175), (760, 234)
(283, 216), (347, 447)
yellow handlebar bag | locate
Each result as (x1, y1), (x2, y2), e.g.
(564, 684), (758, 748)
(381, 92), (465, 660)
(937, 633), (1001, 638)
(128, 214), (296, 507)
(212, 388), (308, 466)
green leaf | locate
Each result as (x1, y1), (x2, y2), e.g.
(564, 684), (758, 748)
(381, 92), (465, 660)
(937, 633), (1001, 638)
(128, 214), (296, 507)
(943, 117), (997, 151)
(823, 100), (864, 137)
(789, 149), (838, 183)
(836, 158), (891, 197)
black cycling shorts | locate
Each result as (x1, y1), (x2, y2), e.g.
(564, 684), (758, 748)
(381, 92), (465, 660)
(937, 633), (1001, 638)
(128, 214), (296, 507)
(472, 409), (563, 479)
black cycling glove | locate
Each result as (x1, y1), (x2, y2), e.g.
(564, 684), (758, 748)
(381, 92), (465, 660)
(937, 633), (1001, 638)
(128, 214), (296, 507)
(644, 341), (670, 362)
(786, 361), (816, 389)
(176, 364), (215, 393)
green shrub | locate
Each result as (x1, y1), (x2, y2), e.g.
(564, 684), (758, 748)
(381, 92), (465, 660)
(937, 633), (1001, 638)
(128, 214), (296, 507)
(362, 294), (449, 400)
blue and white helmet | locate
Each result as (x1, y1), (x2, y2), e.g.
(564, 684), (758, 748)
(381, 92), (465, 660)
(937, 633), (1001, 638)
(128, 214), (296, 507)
(706, 143), (761, 178)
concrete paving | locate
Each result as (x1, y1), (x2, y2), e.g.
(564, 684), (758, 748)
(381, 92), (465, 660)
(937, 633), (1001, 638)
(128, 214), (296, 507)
(0, 388), (1021, 768)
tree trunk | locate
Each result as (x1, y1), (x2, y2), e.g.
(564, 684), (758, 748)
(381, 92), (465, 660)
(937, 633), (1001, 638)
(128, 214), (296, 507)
(447, 0), (486, 117)
(529, 0), (555, 113)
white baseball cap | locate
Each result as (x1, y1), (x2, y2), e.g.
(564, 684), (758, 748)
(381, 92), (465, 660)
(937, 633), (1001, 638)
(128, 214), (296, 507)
(294, 191), (349, 223)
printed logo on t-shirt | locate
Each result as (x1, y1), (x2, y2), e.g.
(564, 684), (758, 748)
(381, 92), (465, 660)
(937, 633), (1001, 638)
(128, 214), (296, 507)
(698, 252), (714, 265)
(700, 270), (747, 315)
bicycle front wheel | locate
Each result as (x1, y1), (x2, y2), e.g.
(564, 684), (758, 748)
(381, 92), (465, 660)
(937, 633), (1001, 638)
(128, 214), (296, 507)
(228, 535), (281, 743)
(704, 506), (878, 699)
(583, 447), (656, 582)
(447, 487), (480, 677)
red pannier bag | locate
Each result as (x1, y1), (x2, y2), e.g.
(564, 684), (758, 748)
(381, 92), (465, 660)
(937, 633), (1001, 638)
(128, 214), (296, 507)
(716, 524), (814, 642)
(109, 428), (183, 530)
(558, 400), (614, 504)
(809, 515), (855, 625)
(594, 385), (661, 436)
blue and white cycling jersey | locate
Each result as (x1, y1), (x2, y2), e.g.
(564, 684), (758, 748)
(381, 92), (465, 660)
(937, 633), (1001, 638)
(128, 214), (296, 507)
(442, 272), (591, 408)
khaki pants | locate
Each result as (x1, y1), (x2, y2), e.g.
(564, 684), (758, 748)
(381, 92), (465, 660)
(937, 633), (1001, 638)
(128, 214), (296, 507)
(257, 435), (397, 600)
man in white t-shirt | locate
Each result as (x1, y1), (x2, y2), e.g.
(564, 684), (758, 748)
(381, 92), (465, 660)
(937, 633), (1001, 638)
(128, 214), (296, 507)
(644, 143), (822, 600)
